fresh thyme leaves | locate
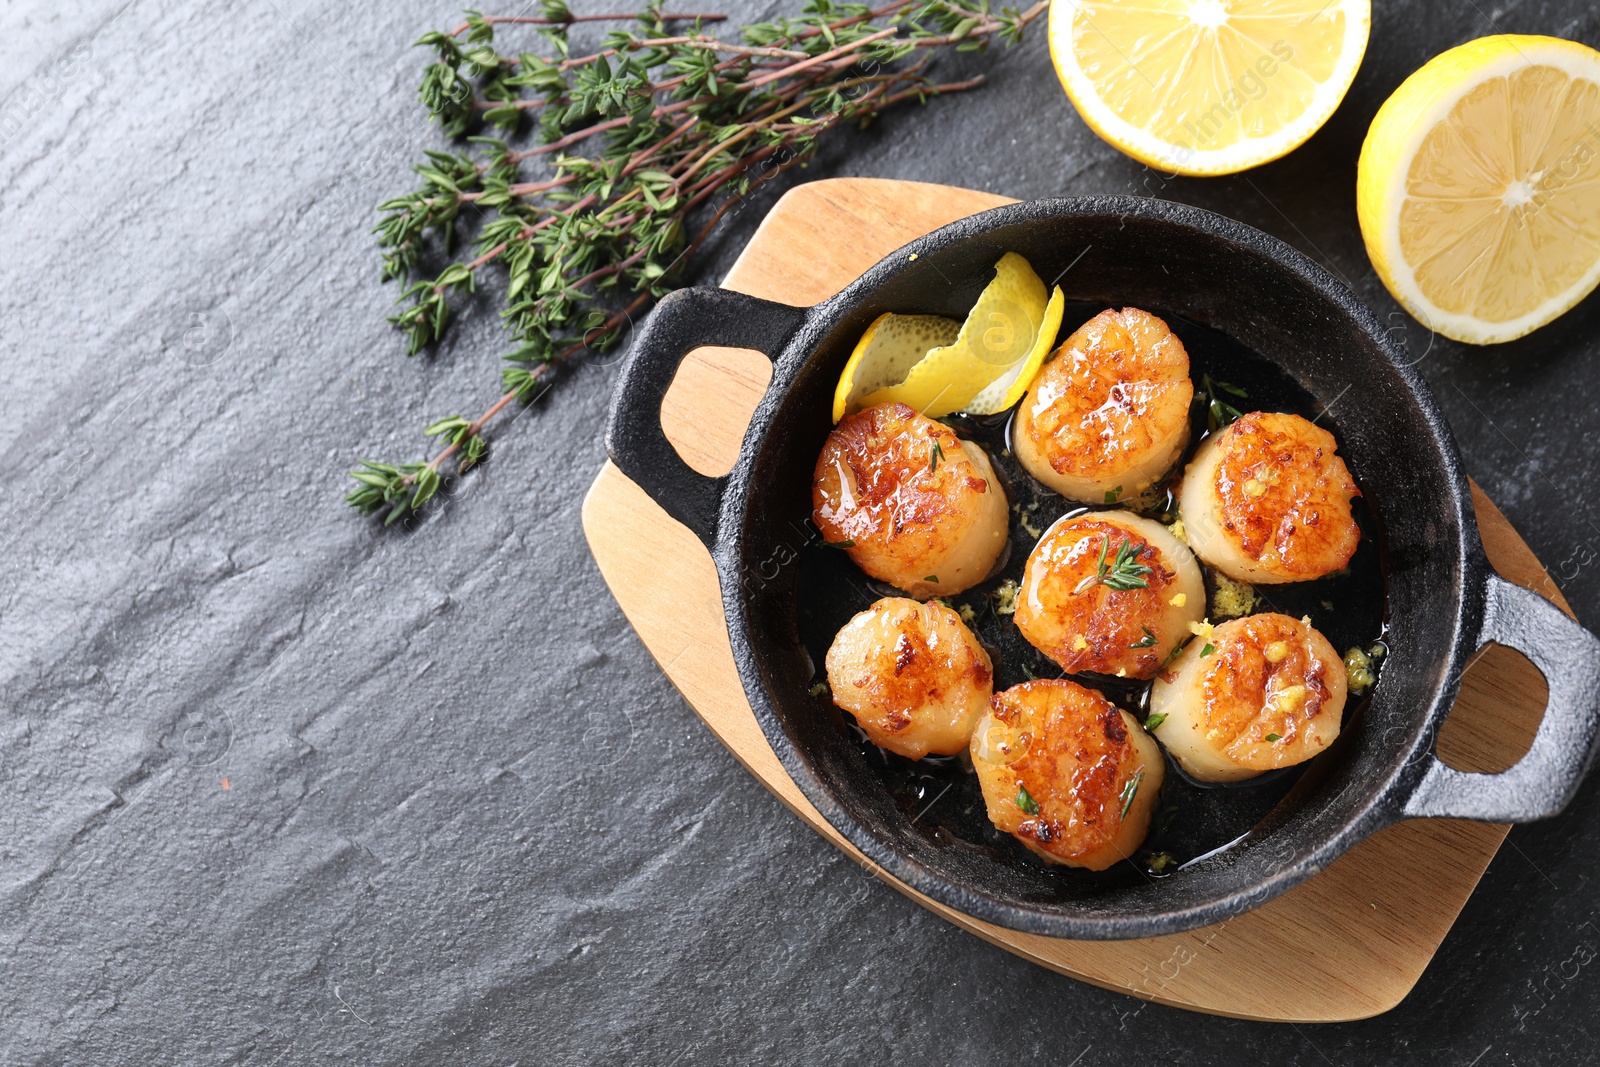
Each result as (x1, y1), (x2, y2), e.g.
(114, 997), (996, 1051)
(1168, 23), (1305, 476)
(1129, 625), (1158, 649)
(1118, 769), (1144, 819)
(348, 0), (1049, 524)
(923, 574), (939, 583)
(1016, 785), (1039, 815)
(1199, 373), (1247, 432)
(1103, 485), (1122, 504)
(348, 461), (434, 525)
(1144, 712), (1166, 730)
(1073, 535), (1152, 594)
(930, 439), (945, 473)
(1265, 732), (1282, 742)
(1200, 642), (1216, 657)
(1101, 538), (1152, 590)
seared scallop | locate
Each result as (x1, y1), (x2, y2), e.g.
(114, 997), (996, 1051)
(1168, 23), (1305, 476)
(813, 402), (1008, 599)
(971, 679), (1163, 870)
(1013, 307), (1194, 504)
(1178, 411), (1361, 584)
(1150, 613), (1347, 783)
(1014, 511), (1204, 679)
(825, 597), (993, 760)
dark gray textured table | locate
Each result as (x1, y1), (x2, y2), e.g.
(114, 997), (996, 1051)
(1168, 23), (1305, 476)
(4, 0), (1600, 1062)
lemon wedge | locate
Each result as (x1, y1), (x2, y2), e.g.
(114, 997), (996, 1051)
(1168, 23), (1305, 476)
(832, 313), (961, 423)
(1357, 35), (1600, 344)
(850, 253), (1061, 419)
(964, 287), (1066, 416)
(1049, 0), (1370, 177)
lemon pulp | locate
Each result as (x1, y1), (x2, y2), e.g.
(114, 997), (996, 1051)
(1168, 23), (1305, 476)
(1049, 0), (1370, 176)
(1358, 35), (1600, 344)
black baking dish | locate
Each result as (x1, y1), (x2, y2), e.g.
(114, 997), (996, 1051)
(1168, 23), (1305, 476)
(606, 196), (1600, 940)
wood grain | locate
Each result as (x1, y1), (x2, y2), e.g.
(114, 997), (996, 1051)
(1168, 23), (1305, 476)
(582, 178), (1573, 1021)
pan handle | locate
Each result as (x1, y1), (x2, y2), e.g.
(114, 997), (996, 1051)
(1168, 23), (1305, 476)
(1403, 573), (1600, 822)
(605, 287), (805, 549)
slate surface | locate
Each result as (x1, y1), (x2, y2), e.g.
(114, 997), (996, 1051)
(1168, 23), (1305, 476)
(3, 0), (1600, 1062)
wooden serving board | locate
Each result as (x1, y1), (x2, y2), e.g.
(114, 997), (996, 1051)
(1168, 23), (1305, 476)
(582, 178), (1571, 1021)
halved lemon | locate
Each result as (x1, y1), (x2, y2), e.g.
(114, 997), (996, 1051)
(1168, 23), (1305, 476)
(1049, 0), (1370, 177)
(1357, 35), (1600, 345)
(834, 254), (1065, 421)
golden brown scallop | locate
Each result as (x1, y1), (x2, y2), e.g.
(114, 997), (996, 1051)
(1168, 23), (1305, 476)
(1178, 411), (1361, 584)
(1150, 613), (1348, 783)
(1013, 511), (1204, 679)
(813, 402), (1008, 599)
(971, 679), (1163, 870)
(1013, 307), (1194, 503)
(825, 597), (993, 759)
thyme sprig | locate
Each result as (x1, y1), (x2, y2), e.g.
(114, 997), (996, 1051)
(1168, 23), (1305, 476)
(1073, 536), (1153, 595)
(348, 0), (1047, 524)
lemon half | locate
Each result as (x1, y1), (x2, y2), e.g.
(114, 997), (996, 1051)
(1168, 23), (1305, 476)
(1358, 35), (1600, 345)
(1049, 0), (1370, 177)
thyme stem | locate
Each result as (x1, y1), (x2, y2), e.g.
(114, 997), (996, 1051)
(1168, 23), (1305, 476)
(351, 0), (1046, 523)
(448, 12), (727, 36)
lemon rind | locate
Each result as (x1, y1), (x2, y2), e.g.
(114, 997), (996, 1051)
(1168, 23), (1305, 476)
(832, 313), (962, 423)
(962, 286), (1066, 416)
(859, 253), (1049, 417)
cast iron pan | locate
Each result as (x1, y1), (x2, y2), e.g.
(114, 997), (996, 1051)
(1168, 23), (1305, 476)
(605, 196), (1600, 940)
